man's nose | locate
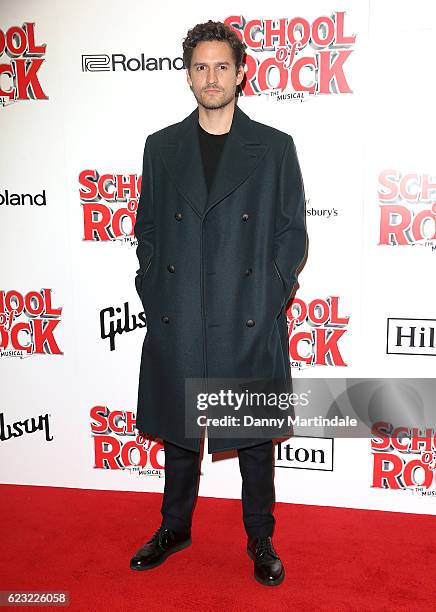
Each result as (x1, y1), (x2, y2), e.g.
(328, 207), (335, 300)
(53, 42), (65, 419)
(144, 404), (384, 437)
(206, 68), (218, 83)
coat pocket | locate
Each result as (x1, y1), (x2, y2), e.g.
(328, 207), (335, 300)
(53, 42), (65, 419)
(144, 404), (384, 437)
(135, 257), (153, 299)
(272, 258), (287, 315)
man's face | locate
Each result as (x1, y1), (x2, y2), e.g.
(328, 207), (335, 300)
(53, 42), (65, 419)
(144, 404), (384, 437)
(186, 40), (244, 110)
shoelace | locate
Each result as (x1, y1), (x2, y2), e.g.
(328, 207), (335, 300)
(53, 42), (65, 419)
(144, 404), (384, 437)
(255, 536), (279, 559)
(150, 526), (173, 549)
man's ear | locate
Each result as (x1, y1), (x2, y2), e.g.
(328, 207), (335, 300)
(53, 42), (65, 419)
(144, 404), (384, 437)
(236, 65), (244, 85)
(186, 68), (192, 87)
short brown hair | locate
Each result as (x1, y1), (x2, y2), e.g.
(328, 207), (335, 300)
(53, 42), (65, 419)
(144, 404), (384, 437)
(182, 20), (246, 94)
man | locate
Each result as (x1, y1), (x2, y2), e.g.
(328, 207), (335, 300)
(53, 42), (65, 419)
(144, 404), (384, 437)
(131, 21), (307, 586)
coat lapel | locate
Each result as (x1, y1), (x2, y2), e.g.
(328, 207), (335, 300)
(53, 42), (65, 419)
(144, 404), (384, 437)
(159, 104), (269, 217)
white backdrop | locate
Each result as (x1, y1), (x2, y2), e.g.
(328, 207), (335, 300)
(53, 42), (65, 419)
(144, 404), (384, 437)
(2, 0), (436, 516)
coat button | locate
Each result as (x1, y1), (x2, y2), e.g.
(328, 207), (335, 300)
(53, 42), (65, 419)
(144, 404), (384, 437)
(246, 319), (255, 327)
(167, 264), (175, 273)
(174, 212), (183, 221)
(244, 268), (253, 276)
(242, 213), (249, 221)
(161, 315), (170, 324)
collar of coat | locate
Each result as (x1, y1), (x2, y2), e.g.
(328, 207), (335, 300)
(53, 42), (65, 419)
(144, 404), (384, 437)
(158, 103), (269, 218)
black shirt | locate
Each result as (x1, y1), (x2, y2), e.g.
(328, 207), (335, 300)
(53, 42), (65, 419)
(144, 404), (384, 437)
(197, 121), (229, 198)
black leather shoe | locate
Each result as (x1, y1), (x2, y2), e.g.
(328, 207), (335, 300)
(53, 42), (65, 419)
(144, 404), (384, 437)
(130, 526), (192, 570)
(247, 536), (285, 586)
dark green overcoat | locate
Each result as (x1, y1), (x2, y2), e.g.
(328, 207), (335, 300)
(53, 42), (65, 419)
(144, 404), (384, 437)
(134, 103), (307, 453)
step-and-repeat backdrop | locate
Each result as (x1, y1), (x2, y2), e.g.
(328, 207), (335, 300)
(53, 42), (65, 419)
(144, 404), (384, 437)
(2, 1), (436, 516)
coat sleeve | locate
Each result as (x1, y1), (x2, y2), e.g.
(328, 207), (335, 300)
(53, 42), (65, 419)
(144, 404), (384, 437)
(134, 135), (155, 273)
(273, 135), (307, 300)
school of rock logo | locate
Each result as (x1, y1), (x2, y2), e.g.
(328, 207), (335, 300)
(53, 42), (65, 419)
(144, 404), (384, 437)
(90, 405), (164, 477)
(0, 289), (63, 357)
(378, 170), (436, 249)
(225, 11), (355, 99)
(285, 296), (349, 368)
(79, 169), (139, 244)
(371, 421), (436, 494)
(0, 22), (47, 106)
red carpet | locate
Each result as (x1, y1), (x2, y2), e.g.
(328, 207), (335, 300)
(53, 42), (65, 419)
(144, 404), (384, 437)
(1, 484), (435, 611)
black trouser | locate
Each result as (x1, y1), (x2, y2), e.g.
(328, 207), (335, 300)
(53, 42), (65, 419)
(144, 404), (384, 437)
(160, 438), (275, 539)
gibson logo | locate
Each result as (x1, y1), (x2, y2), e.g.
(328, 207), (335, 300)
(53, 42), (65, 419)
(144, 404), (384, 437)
(100, 302), (147, 351)
(0, 411), (53, 442)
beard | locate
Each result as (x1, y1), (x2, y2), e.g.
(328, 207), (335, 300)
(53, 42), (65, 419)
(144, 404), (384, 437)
(191, 86), (236, 110)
